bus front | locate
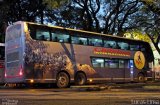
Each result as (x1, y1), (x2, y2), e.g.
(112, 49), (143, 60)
(5, 21), (25, 83)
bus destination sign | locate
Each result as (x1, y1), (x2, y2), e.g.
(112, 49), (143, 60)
(94, 48), (131, 57)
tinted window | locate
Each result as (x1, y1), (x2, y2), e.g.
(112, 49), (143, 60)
(104, 40), (117, 48)
(119, 60), (125, 68)
(104, 59), (110, 68)
(71, 37), (88, 45)
(52, 32), (70, 43)
(91, 57), (130, 68)
(91, 58), (104, 67)
(130, 44), (139, 51)
(29, 24), (50, 41)
(109, 59), (119, 68)
(118, 42), (129, 50)
(88, 38), (102, 46)
(36, 29), (50, 41)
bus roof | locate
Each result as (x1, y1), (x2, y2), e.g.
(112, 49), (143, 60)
(16, 21), (148, 43)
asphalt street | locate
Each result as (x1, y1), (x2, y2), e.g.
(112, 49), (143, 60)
(0, 86), (160, 105)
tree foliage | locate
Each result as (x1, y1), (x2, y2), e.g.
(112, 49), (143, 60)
(0, 0), (159, 54)
(138, 0), (160, 54)
(0, 0), (69, 42)
(47, 0), (141, 35)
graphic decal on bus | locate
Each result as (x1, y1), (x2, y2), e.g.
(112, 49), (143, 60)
(25, 32), (96, 79)
(134, 51), (145, 69)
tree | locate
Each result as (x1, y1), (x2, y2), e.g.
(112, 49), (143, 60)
(47, 0), (142, 35)
(137, 0), (160, 54)
(0, 0), (70, 42)
(102, 0), (140, 35)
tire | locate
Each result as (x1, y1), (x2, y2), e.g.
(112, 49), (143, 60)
(75, 72), (87, 85)
(56, 72), (69, 88)
(138, 73), (145, 83)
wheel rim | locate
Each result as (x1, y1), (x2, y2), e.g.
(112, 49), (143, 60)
(57, 73), (69, 88)
(138, 76), (144, 81)
(78, 76), (84, 85)
(59, 76), (67, 86)
(76, 73), (86, 85)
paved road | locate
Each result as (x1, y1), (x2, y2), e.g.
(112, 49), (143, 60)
(0, 88), (160, 105)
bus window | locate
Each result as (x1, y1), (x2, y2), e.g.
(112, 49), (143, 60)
(109, 59), (119, 68)
(104, 59), (110, 68)
(88, 38), (102, 47)
(140, 45), (146, 52)
(51, 32), (58, 42)
(36, 29), (50, 41)
(51, 31), (70, 43)
(119, 60), (125, 68)
(28, 24), (50, 41)
(117, 42), (129, 50)
(91, 58), (104, 67)
(104, 40), (117, 48)
(71, 37), (88, 45)
(57, 33), (70, 43)
(130, 44), (139, 51)
(104, 40), (110, 48)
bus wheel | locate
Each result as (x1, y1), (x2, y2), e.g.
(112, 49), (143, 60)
(56, 72), (69, 88)
(75, 72), (87, 85)
(138, 73), (145, 83)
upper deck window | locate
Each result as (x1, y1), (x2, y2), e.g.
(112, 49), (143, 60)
(51, 31), (70, 43)
(36, 29), (50, 41)
(104, 40), (117, 48)
(130, 44), (139, 51)
(140, 45), (146, 52)
(71, 36), (88, 45)
(88, 38), (102, 47)
(117, 42), (129, 50)
(29, 24), (50, 41)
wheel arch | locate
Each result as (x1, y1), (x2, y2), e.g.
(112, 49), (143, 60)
(138, 72), (146, 77)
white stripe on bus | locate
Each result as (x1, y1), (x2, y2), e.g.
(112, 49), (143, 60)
(6, 60), (19, 63)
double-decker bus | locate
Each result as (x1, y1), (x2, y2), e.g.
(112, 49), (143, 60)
(0, 43), (5, 83)
(5, 21), (154, 88)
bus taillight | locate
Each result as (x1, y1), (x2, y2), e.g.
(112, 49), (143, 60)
(19, 71), (23, 76)
(19, 65), (23, 76)
(0, 63), (4, 68)
(5, 72), (7, 78)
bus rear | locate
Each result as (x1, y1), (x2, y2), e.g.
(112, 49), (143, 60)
(5, 21), (25, 83)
